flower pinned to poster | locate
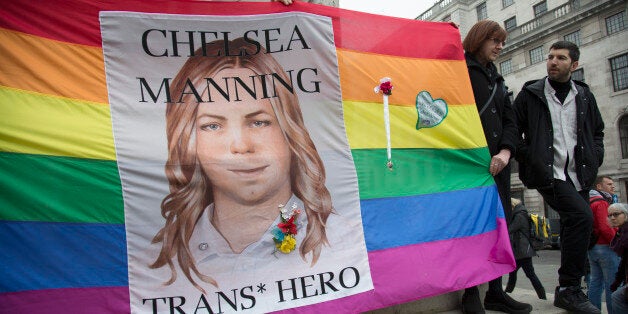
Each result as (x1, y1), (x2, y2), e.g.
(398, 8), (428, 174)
(374, 77), (394, 170)
(374, 77), (393, 95)
(278, 235), (297, 253)
(272, 203), (301, 255)
(278, 216), (298, 235)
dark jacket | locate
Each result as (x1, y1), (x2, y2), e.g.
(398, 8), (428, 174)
(508, 204), (536, 259)
(466, 53), (518, 220)
(465, 53), (518, 157)
(513, 78), (604, 190)
(611, 222), (628, 286)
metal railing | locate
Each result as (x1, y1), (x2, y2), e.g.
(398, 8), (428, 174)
(509, 1), (578, 39)
(502, 0), (612, 52)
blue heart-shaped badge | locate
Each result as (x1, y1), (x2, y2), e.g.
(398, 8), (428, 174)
(415, 91), (448, 130)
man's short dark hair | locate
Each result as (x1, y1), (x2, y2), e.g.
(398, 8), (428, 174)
(595, 175), (613, 186)
(550, 41), (580, 62)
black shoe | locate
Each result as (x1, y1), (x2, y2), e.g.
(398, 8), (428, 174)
(484, 290), (532, 314)
(553, 286), (601, 313)
(461, 286), (485, 314)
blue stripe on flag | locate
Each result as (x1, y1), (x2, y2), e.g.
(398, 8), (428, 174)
(361, 185), (503, 251)
(0, 186), (502, 292)
(0, 221), (127, 293)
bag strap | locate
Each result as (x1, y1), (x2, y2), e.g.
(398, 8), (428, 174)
(478, 83), (498, 116)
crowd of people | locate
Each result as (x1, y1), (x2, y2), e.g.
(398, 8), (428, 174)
(458, 16), (626, 314)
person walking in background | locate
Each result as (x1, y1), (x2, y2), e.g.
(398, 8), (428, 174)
(505, 198), (547, 300)
(513, 41), (604, 313)
(460, 20), (531, 314)
(588, 176), (619, 313)
(609, 203), (628, 313)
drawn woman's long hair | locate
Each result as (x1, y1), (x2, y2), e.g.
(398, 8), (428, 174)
(149, 37), (333, 291)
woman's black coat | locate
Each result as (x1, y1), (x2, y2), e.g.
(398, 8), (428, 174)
(466, 52), (518, 220)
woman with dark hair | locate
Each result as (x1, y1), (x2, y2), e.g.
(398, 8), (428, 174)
(460, 20), (531, 314)
(149, 37), (334, 292)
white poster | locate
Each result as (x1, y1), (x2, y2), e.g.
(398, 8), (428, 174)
(100, 11), (372, 313)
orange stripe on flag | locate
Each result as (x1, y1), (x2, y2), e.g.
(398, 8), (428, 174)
(338, 49), (474, 107)
(0, 28), (107, 104)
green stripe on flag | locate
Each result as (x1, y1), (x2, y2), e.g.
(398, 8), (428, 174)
(353, 147), (494, 199)
(0, 152), (123, 223)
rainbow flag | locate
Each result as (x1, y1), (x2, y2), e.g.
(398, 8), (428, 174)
(0, 1), (514, 313)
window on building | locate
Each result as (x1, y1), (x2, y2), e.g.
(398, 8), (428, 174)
(564, 30), (581, 47)
(611, 53), (628, 92)
(529, 46), (544, 64)
(571, 68), (585, 82)
(504, 16), (517, 32)
(442, 15), (451, 22)
(533, 1), (547, 17)
(606, 11), (626, 35)
(502, 0), (514, 8)
(620, 115), (628, 158)
(477, 2), (487, 21)
(500, 59), (512, 75)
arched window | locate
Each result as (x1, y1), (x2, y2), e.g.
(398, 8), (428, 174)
(620, 115), (628, 159)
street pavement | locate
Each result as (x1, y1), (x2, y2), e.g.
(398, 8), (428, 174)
(443, 249), (610, 313)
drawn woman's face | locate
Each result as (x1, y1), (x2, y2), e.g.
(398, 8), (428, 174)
(195, 67), (292, 206)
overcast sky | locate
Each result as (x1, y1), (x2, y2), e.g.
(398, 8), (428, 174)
(338, 0), (437, 19)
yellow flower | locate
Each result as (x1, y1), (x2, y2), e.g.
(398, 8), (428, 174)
(278, 235), (297, 253)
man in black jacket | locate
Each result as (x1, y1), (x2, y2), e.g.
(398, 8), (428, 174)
(514, 41), (604, 313)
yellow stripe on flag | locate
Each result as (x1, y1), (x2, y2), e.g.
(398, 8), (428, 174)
(344, 100), (487, 149)
(0, 28), (107, 104)
(0, 86), (115, 160)
(338, 49), (474, 106)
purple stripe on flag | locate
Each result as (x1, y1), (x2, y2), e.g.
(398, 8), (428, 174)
(274, 218), (514, 313)
(0, 286), (130, 314)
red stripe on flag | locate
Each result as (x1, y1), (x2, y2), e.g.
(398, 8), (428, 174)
(0, 0), (462, 59)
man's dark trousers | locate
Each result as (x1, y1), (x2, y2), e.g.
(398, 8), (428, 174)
(538, 179), (593, 287)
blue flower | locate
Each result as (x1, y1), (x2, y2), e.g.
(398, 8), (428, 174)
(271, 227), (285, 242)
